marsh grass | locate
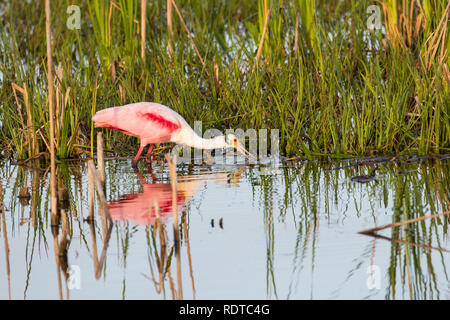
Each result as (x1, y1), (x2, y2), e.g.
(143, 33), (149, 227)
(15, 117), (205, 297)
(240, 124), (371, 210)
(0, 0), (448, 162)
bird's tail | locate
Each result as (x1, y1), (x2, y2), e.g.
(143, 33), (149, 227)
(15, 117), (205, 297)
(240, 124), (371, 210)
(92, 108), (117, 129)
(92, 108), (111, 123)
(92, 108), (135, 135)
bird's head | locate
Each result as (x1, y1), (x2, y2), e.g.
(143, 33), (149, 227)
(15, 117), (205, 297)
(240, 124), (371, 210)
(224, 134), (255, 161)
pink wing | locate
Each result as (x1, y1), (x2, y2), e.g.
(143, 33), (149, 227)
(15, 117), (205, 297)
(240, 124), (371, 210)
(92, 102), (186, 143)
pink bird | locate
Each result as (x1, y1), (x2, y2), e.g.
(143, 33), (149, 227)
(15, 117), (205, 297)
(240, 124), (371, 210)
(92, 102), (252, 167)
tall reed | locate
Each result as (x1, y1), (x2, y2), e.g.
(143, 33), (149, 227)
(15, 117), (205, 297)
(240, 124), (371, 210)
(45, 0), (57, 223)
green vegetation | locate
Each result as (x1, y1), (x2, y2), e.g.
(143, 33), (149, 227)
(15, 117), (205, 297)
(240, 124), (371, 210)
(0, 0), (449, 161)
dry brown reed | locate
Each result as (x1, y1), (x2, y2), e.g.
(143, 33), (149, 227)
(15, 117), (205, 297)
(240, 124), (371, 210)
(87, 160), (111, 222)
(359, 211), (450, 235)
(254, 8), (272, 70)
(167, 0), (173, 59)
(45, 0), (57, 225)
(165, 153), (183, 299)
(97, 132), (105, 191)
(141, 0), (146, 61)
(170, 0), (207, 76)
(0, 185), (11, 300)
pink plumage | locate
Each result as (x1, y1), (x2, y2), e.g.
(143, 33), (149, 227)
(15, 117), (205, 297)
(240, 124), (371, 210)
(92, 102), (188, 165)
(92, 102), (252, 167)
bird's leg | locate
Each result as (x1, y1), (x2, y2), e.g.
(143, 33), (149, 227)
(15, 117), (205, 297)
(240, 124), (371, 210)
(132, 145), (146, 168)
(146, 144), (154, 163)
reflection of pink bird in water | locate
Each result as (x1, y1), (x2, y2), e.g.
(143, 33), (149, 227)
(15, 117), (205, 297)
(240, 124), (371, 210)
(109, 184), (187, 225)
(108, 170), (244, 225)
(92, 102), (252, 167)
(108, 171), (203, 225)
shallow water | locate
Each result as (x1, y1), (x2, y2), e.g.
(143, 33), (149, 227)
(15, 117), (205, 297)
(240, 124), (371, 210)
(0, 155), (449, 300)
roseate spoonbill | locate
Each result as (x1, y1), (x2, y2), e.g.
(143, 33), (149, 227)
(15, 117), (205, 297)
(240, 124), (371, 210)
(92, 102), (253, 167)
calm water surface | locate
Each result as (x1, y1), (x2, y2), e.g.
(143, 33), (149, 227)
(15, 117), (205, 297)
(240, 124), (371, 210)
(0, 156), (449, 299)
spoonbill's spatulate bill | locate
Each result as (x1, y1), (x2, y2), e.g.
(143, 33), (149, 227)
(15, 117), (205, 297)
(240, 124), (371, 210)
(92, 102), (253, 166)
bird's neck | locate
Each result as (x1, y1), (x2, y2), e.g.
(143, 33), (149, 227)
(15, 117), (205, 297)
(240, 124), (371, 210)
(191, 133), (226, 150)
(175, 129), (225, 150)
